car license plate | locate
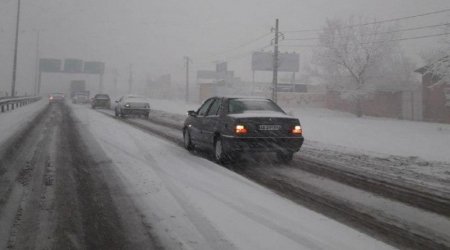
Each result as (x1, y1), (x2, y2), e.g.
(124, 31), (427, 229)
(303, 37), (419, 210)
(259, 125), (281, 131)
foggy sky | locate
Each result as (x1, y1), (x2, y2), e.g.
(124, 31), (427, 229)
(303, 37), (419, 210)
(1, 0), (449, 96)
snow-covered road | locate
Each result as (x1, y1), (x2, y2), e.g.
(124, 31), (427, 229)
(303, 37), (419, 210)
(71, 104), (395, 250)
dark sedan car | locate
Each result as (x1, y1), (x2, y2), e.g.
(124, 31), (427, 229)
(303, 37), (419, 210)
(183, 97), (304, 163)
(91, 94), (111, 109)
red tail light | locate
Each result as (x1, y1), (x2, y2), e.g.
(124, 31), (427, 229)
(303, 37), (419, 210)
(292, 125), (302, 135)
(235, 125), (248, 134)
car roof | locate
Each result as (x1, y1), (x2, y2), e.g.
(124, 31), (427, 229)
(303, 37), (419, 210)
(212, 96), (271, 100)
(124, 94), (145, 98)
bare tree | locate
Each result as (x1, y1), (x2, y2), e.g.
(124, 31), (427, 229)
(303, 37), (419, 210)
(314, 17), (399, 116)
(420, 23), (450, 85)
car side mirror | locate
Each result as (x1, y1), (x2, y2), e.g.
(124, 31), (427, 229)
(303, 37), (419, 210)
(187, 110), (197, 117)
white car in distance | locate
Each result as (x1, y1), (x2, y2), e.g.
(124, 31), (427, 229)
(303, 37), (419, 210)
(114, 95), (150, 119)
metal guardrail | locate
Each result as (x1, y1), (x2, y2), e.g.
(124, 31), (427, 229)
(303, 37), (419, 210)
(0, 96), (42, 113)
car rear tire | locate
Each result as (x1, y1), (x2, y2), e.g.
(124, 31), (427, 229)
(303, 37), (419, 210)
(277, 152), (294, 163)
(214, 137), (229, 163)
(183, 129), (194, 151)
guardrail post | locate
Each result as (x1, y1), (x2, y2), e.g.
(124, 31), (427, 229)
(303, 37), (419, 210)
(0, 96), (42, 113)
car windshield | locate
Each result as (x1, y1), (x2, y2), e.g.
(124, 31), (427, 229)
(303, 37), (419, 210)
(228, 99), (284, 114)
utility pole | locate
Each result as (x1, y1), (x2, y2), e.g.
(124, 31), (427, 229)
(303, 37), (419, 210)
(37, 71), (42, 96)
(112, 68), (118, 96)
(99, 73), (104, 93)
(34, 31), (40, 96)
(11, 0), (21, 97)
(271, 18), (279, 103)
(128, 64), (133, 94)
(184, 56), (191, 103)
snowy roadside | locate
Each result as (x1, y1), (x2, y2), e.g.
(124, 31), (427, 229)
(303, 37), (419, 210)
(289, 107), (450, 163)
(71, 104), (395, 250)
(148, 98), (450, 161)
(0, 99), (47, 152)
(147, 98), (450, 164)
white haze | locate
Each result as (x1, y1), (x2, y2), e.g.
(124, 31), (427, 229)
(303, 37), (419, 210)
(0, 0), (449, 95)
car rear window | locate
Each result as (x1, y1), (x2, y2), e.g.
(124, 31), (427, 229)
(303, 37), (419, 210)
(95, 94), (110, 99)
(228, 99), (284, 114)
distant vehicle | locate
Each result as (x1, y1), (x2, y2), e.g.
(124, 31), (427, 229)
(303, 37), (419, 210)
(183, 97), (304, 163)
(48, 93), (65, 104)
(69, 80), (86, 98)
(114, 95), (150, 118)
(91, 94), (111, 109)
(72, 91), (90, 104)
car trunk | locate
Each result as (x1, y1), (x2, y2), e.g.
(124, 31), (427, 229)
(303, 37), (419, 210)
(127, 102), (147, 109)
(95, 99), (110, 106)
(234, 117), (299, 137)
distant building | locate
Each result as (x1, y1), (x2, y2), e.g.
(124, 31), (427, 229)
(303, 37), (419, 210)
(415, 58), (450, 124)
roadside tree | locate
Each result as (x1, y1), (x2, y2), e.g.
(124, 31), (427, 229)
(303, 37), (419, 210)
(314, 17), (401, 116)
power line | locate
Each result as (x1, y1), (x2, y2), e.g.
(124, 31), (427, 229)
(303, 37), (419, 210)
(358, 32), (450, 44)
(205, 44), (272, 64)
(383, 22), (450, 34)
(365, 8), (450, 25)
(282, 22), (450, 42)
(195, 9), (450, 66)
(225, 32), (272, 52)
(283, 8), (450, 33)
(279, 32), (450, 47)
(195, 42), (272, 65)
(225, 43), (273, 60)
(197, 32), (272, 62)
(279, 44), (320, 48)
(383, 32), (450, 42)
(282, 28), (321, 34)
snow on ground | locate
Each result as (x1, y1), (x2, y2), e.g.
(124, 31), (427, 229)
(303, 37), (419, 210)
(290, 107), (450, 163)
(148, 98), (200, 115)
(71, 104), (394, 250)
(147, 98), (450, 164)
(0, 99), (47, 149)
